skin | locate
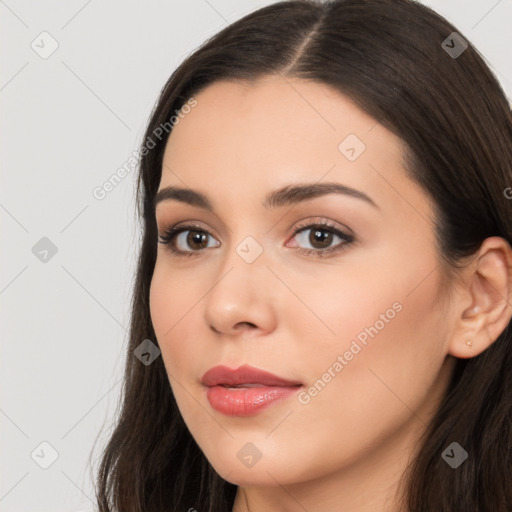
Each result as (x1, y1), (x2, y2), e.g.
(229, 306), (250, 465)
(149, 75), (512, 512)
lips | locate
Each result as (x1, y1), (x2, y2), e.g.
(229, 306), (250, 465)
(201, 364), (303, 416)
(201, 364), (302, 387)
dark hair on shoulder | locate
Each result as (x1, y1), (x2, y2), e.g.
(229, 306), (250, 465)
(93, 1), (512, 510)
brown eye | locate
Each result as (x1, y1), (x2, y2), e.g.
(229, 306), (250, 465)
(292, 223), (352, 253)
(158, 224), (220, 256)
(186, 230), (209, 249)
(308, 228), (334, 249)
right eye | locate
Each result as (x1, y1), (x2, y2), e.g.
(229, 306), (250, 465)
(158, 224), (220, 257)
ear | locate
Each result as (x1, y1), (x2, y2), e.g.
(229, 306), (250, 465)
(448, 236), (512, 359)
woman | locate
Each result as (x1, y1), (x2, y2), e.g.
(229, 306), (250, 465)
(94, 0), (512, 510)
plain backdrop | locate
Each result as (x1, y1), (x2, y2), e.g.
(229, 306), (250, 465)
(1, 1), (511, 510)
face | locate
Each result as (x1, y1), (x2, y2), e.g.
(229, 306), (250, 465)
(149, 75), (457, 487)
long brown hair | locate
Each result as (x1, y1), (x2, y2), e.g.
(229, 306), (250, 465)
(94, 0), (512, 510)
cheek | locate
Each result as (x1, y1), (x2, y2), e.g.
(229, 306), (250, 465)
(257, 267), (448, 482)
(149, 263), (210, 433)
(149, 258), (207, 330)
(325, 290), (443, 402)
(288, 244), (448, 428)
(149, 263), (201, 375)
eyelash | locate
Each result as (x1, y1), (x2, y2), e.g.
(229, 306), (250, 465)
(157, 220), (355, 259)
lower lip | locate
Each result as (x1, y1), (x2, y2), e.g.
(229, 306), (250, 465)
(205, 385), (301, 416)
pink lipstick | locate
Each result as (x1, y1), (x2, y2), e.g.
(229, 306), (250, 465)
(201, 364), (302, 416)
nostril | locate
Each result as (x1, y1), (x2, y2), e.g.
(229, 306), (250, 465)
(236, 321), (257, 329)
(209, 321), (257, 334)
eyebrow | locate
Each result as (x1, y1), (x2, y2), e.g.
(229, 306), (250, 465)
(153, 182), (379, 211)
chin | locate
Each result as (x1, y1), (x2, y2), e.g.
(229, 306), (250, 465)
(215, 463), (283, 487)
(206, 447), (312, 487)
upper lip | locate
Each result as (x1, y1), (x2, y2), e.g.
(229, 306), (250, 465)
(201, 364), (302, 387)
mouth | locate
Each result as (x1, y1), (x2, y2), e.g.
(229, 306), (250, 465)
(201, 364), (303, 416)
(218, 383), (292, 388)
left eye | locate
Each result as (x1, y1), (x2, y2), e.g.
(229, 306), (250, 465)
(288, 224), (353, 254)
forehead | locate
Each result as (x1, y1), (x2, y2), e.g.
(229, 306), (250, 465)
(159, 76), (433, 226)
(165, 75), (392, 159)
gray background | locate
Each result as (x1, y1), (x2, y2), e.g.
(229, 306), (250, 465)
(1, 1), (511, 510)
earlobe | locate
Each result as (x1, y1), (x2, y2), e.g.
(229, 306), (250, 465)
(448, 236), (512, 360)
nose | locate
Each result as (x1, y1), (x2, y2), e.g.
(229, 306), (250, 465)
(202, 242), (278, 338)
